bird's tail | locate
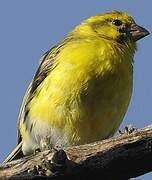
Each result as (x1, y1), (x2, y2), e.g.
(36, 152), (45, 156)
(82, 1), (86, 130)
(3, 141), (24, 163)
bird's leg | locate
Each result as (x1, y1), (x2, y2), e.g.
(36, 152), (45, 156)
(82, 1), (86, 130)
(38, 136), (68, 175)
(39, 137), (68, 175)
(39, 136), (65, 155)
(40, 136), (53, 151)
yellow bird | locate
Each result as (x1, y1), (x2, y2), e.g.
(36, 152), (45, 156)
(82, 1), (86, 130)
(4, 11), (149, 162)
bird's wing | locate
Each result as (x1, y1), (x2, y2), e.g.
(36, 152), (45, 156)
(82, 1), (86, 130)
(17, 37), (72, 144)
(3, 49), (52, 163)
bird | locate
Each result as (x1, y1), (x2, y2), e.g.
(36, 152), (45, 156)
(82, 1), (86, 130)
(3, 11), (149, 163)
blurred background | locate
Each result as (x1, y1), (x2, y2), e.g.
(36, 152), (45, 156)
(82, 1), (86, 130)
(0, 1), (151, 179)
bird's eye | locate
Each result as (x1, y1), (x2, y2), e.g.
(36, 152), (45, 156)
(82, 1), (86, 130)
(112, 19), (122, 26)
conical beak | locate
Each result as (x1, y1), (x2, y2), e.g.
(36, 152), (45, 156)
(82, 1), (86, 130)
(130, 23), (150, 41)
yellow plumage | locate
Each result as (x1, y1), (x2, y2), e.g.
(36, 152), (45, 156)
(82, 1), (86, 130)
(27, 39), (133, 146)
(4, 11), (149, 162)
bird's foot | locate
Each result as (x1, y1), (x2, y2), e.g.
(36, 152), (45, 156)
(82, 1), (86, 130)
(40, 136), (54, 152)
(119, 124), (137, 135)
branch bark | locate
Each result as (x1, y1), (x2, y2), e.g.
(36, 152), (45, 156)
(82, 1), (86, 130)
(1, 125), (152, 180)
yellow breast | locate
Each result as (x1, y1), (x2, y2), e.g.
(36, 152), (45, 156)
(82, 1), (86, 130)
(22, 38), (133, 147)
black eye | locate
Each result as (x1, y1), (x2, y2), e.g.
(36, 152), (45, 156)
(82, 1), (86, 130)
(112, 19), (122, 26)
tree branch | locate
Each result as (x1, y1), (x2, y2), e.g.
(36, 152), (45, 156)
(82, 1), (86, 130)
(1, 125), (152, 180)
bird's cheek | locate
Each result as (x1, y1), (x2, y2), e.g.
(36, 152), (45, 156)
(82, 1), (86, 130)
(117, 31), (134, 43)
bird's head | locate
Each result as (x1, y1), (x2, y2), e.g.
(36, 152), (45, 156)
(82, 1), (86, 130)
(74, 11), (149, 44)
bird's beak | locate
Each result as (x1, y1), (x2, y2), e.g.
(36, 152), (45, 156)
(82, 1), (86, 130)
(130, 23), (150, 41)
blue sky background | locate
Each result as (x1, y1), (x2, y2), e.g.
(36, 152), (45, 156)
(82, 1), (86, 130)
(0, 1), (151, 179)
